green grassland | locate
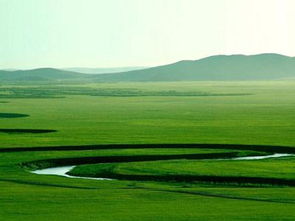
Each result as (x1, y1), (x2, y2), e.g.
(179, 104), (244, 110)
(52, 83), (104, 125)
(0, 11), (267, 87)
(1, 81), (295, 220)
(70, 156), (295, 182)
(1, 81), (295, 147)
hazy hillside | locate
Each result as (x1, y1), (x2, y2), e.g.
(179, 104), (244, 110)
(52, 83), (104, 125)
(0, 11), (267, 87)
(1, 54), (295, 82)
(93, 53), (295, 81)
(0, 68), (85, 82)
(63, 67), (147, 74)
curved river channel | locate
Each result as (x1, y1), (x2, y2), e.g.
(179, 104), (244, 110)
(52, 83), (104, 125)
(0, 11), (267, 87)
(31, 153), (292, 181)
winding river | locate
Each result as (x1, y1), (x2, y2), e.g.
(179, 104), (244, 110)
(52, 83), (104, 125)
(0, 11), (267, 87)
(31, 153), (292, 181)
(33, 165), (112, 180)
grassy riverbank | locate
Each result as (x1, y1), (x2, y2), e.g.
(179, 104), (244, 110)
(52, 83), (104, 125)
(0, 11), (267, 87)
(1, 81), (295, 220)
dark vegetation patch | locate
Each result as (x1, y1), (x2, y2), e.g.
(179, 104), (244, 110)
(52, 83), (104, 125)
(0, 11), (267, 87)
(0, 101), (8, 103)
(0, 113), (29, 118)
(18, 144), (295, 187)
(3, 143), (295, 153)
(0, 129), (57, 134)
(0, 87), (64, 98)
(22, 152), (241, 170)
(69, 171), (295, 187)
(21, 149), (295, 187)
(0, 86), (252, 98)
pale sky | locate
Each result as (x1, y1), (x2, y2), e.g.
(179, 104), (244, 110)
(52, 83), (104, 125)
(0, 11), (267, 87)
(0, 0), (295, 69)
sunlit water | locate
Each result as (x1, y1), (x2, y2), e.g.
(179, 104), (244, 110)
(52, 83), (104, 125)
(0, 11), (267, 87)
(233, 153), (292, 160)
(32, 165), (112, 180)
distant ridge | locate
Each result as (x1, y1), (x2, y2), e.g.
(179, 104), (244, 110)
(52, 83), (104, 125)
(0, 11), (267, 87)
(63, 67), (147, 74)
(1, 54), (295, 82)
(93, 53), (295, 81)
(0, 68), (84, 82)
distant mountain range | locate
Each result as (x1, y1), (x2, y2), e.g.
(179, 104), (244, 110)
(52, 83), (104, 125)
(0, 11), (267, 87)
(63, 67), (146, 74)
(0, 68), (84, 82)
(1, 54), (295, 82)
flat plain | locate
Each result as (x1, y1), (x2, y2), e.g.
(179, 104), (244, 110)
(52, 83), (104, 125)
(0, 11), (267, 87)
(1, 81), (295, 220)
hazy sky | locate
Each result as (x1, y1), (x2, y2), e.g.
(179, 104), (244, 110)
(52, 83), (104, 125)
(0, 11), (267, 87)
(1, 0), (295, 69)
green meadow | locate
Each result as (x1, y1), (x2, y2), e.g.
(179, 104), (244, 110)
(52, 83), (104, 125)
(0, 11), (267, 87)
(1, 81), (295, 147)
(1, 81), (295, 220)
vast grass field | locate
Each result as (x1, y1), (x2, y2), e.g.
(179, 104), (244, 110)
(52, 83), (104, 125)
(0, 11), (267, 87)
(1, 81), (295, 220)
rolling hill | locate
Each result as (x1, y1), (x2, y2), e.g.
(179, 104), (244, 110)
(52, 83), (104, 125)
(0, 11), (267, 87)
(63, 66), (147, 74)
(0, 68), (85, 82)
(93, 53), (295, 81)
(1, 54), (295, 82)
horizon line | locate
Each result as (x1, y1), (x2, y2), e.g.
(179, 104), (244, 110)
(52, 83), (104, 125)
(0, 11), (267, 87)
(1, 52), (294, 71)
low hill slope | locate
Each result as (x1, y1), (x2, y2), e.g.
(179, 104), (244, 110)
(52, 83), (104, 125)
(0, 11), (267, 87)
(0, 68), (85, 82)
(93, 54), (295, 81)
(1, 54), (294, 82)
